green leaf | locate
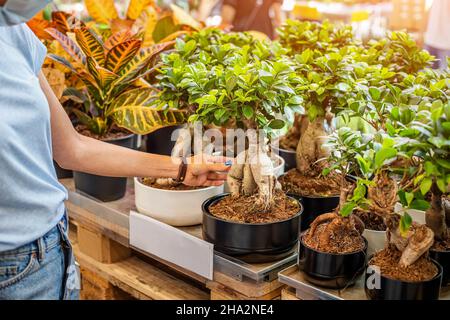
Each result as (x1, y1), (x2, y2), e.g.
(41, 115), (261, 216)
(242, 105), (254, 119)
(340, 202), (356, 217)
(274, 84), (295, 94)
(399, 212), (413, 237)
(420, 177), (432, 195)
(437, 178), (446, 193)
(436, 158), (450, 170)
(268, 119), (285, 129)
(374, 147), (397, 169)
(410, 199), (430, 211)
(369, 87), (381, 100)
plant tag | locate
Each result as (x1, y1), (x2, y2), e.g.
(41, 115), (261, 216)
(129, 211), (214, 280)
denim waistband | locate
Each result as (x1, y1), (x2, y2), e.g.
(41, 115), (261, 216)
(0, 214), (67, 259)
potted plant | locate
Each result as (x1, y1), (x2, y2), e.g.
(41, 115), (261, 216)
(365, 213), (442, 300)
(390, 67), (450, 286)
(134, 29), (292, 227)
(149, 29), (304, 261)
(48, 25), (176, 201)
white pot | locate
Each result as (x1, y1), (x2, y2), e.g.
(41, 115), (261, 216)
(134, 178), (224, 226)
(363, 229), (386, 257)
(394, 203), (426, 225)
(272, 153), (285, 178)
(224, 154), (285, 193)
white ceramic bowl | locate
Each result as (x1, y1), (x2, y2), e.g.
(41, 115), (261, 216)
(134, 178), (224, 226)
(394, 203), (426, 225)
(363, 229), (386, 257)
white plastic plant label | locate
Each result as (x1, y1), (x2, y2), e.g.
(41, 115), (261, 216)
(129, 210), (214, 280)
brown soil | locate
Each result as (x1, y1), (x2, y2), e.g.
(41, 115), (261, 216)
(209, 191), (299, 223)
(354, 210), (386, 231)
(369, 247), (438, 282)
(76, 124), (131, 141)
(431, 233), (450, 251)
(280, 168), (342, 197)
(303, 220), (366, 254)
(279, 131), (299, 151)
(141, 178), (204, 191)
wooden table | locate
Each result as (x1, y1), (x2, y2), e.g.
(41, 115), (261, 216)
(63, 179), (293, 300)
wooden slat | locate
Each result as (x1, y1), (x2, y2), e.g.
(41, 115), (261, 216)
(208, 271), (284, 299)
(281, 287), (300, 300)
(73, 242), (210, 300)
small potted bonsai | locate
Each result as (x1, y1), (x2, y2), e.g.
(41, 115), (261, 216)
(153, 29), (304, 261)
(365, 213), (442, 300)
(298, 127), (369, 289)
(48, 26), (175, 201)
(134, 29), (299, 228)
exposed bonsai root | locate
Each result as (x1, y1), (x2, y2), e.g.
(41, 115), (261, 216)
(227, 144), (280, 211)
(367, 171), (398, 217)
(296, 117), (331, 177)
(307, 182), (364, 249)
(426, 190), (448, 241)
(386, 214), (435, 268)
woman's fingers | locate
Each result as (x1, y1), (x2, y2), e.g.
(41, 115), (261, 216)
(207, 172), (228, 181)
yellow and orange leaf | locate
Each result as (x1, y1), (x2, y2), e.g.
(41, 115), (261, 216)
(126, 0), (155, 20)
(27, 15), (54, 40)
(104, 30), (133, 50)
(75, 27), (105, 65)
(133, 6), (158, 46)
(170, 4), (202, 30)
(84, 0), (118, 25)
(87, 57), (118, 89)
(105, 39), (142, 74)
(46, 28), (86, 65)
(52, 11), (84, 34)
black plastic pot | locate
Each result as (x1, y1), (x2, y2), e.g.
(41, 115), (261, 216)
(365, 258), (443, 300)
(271, 144), (296, 171)
(53, 161), (73, 179)
(430, 249), (450, 286)
(202, 193), (303, 263)
(74, 134), (135, 202)
(299, 195), (340, 231)
(145, 125), (182, 155)
(299, 234), (367, 289)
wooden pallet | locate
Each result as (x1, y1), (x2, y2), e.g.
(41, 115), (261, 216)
(70, 221), (209, 300)
(64, 179), (285, 300)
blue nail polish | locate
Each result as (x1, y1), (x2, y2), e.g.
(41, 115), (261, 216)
(225, 160), (232, 166)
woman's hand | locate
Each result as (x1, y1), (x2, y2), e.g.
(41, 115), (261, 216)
(184, 154), (233, 187)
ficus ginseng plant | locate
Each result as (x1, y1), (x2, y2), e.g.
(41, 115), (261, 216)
(155, 28), (303, 209)
(389, 67), (450, 246)
(47, 25), (185, 137)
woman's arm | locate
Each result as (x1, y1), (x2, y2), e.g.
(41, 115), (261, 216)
(41, 72), (230, 187)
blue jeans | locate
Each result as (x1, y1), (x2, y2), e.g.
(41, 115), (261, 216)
(0, 214), (80, 300)
(425, 45), (450, 70)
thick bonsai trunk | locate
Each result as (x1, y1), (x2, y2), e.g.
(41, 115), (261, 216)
(426, 188), (448, 241)
(386, 214), (434, 267)
(227, 142), (280, 211)
(296, 117), (330, 177)
(367, 171), (398, 217)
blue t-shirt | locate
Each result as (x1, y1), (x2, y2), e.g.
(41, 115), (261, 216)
(0, 23), (67, 251)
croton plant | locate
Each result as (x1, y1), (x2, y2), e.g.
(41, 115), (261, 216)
(47, 26), (185, 137)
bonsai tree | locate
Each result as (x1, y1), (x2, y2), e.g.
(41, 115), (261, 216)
(276, 20), (358, 152)
(392, 67), (450, 248)
(47, 26), (184, 138)
(155, 28), (303, 209)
